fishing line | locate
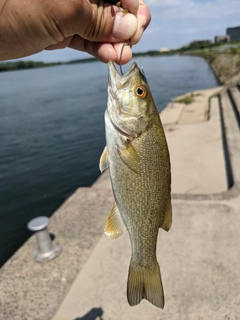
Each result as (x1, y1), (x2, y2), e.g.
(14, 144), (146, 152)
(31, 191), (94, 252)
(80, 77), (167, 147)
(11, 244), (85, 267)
(119, 40), (132, 76)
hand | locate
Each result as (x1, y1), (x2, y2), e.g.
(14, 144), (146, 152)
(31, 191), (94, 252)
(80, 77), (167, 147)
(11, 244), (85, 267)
(0, 0), (151, 64)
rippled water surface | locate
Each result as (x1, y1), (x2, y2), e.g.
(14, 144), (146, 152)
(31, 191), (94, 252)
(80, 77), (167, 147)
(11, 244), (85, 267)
(0, 56), (218, 266)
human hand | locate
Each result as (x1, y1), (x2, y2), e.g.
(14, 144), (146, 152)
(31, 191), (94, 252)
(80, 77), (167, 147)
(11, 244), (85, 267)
(0, 0), (151, 64)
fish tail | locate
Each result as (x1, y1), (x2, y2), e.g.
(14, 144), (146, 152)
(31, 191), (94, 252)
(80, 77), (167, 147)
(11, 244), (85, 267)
(127, 259), (164, 309)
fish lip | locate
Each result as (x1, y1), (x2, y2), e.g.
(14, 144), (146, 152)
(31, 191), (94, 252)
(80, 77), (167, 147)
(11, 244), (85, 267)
(108, 61), (138, 87)
(108, 60), (137, 76)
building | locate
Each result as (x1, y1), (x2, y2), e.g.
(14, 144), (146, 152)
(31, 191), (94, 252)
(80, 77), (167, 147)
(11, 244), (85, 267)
(214, 35), (230, 43)
(226, 26), (240, 41)
(159, 47), (170, 53)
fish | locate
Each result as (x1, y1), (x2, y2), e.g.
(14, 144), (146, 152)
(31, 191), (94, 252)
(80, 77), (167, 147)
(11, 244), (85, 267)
(99, 61), (172, 309)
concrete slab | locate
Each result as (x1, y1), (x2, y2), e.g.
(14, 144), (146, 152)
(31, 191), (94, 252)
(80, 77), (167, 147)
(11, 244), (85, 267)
(229, 87), (240, 116)
(177, 94), (208, 124)
(52, 198), (240, 320)
(221, 90), (240, 190)
(161, 89), (226, 194)
(163, 88), (223, 125)
(160, 102), (185, 125)
(0, 187), (114, 320)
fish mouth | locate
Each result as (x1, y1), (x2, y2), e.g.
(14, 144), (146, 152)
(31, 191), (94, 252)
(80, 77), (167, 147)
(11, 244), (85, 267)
(108, 61), (138, 88)
(107, 61), (146, 139)
(108, 60), (137, 77)
(108, 60), (147, 89)
(107, 61), (137, 138)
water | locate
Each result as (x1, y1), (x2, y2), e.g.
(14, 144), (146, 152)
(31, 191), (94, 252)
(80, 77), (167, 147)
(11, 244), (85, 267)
(0, 56), (218, 266)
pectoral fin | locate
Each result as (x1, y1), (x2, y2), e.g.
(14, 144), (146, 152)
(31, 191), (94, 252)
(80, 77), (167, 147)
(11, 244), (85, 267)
(117, 141), (140, 174)
(99, 146), (109, 172)
(161, 199), (172, 232)
(104, 203), (126, 239)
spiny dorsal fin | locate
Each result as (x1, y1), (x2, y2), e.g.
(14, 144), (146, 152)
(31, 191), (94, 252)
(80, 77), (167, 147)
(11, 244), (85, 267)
(117, 141), (140, 174)
(161, 199), (172, 232)
(104, 203), (126, 239)
(99, 146), (109, 173)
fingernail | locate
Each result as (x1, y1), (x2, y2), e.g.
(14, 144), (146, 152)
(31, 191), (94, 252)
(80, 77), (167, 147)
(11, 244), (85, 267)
(112, 12), (137, 39)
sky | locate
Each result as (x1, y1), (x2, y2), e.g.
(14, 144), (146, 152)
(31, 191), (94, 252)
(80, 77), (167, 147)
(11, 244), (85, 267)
(9, 0), (240, 63)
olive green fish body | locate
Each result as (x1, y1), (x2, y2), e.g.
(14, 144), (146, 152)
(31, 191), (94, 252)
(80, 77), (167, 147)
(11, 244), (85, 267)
(100, 61), (172, 308)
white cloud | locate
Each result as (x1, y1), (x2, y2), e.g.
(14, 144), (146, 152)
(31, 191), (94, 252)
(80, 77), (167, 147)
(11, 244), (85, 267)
(140, 0), (240, 50)
(146, 0), (240, 19)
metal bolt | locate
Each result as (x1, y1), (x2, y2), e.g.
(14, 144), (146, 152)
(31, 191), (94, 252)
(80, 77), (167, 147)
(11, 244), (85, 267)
(27, 216), (61, 262)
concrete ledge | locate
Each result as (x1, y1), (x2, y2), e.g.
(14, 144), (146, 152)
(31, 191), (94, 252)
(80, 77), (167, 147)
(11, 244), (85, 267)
(220, 89), (240, 191)
(0, 185), (114, 320)
(162, 87), (226, 195)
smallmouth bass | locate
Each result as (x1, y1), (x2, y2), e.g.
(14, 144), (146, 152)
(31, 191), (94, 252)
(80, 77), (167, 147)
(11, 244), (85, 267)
(99, 61), (172, 308)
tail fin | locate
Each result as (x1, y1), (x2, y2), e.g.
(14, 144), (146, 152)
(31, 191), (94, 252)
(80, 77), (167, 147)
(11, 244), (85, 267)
(127, 259), (164, 309)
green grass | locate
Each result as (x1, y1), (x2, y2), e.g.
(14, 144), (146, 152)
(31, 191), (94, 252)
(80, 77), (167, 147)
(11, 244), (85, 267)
(174, 93), (195, 104)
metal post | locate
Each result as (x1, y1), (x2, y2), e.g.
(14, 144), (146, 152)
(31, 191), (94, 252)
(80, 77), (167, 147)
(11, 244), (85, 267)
(27, 216), (61, 262)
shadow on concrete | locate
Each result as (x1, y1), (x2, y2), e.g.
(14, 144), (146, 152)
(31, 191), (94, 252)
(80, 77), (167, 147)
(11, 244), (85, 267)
(74, 307), (104, 320)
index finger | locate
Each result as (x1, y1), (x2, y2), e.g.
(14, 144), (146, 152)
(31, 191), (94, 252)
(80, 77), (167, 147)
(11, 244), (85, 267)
(121, 0), (139, 14)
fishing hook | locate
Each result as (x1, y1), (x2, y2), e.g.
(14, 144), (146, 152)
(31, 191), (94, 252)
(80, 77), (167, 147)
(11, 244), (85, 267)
(119, 40), (132, 76)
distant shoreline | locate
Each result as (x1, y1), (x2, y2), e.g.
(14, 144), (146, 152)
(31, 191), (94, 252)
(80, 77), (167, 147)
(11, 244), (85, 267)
(0, 42), (239, 85)
(0, 57), (98, 72)
(0, 51), (173, 72)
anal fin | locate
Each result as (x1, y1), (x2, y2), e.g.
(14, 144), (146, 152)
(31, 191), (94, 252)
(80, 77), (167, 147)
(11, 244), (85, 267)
(104, 203), (126, 239)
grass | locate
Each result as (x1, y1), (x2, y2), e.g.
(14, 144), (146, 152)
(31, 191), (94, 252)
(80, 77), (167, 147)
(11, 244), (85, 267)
(187, 51), (240, 84)
(174, 93), (195, 104)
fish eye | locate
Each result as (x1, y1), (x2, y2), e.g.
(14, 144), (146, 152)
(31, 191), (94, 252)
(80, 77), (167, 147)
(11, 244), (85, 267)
(136, 86), (147, 99)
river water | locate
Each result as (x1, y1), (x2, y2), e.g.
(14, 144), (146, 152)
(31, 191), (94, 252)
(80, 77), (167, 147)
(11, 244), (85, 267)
(0, 55), (218, 266)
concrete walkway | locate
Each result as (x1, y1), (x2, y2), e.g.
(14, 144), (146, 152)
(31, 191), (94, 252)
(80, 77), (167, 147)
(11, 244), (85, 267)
(161, 88), (226, 194)
(52, 198), (240, 320)
(51, 86), (236, 320)
(1, 86), (240, 320)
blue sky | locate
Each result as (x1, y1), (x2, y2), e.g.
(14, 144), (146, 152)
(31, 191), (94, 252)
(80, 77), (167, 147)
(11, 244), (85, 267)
(11, 0), (240, 62)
